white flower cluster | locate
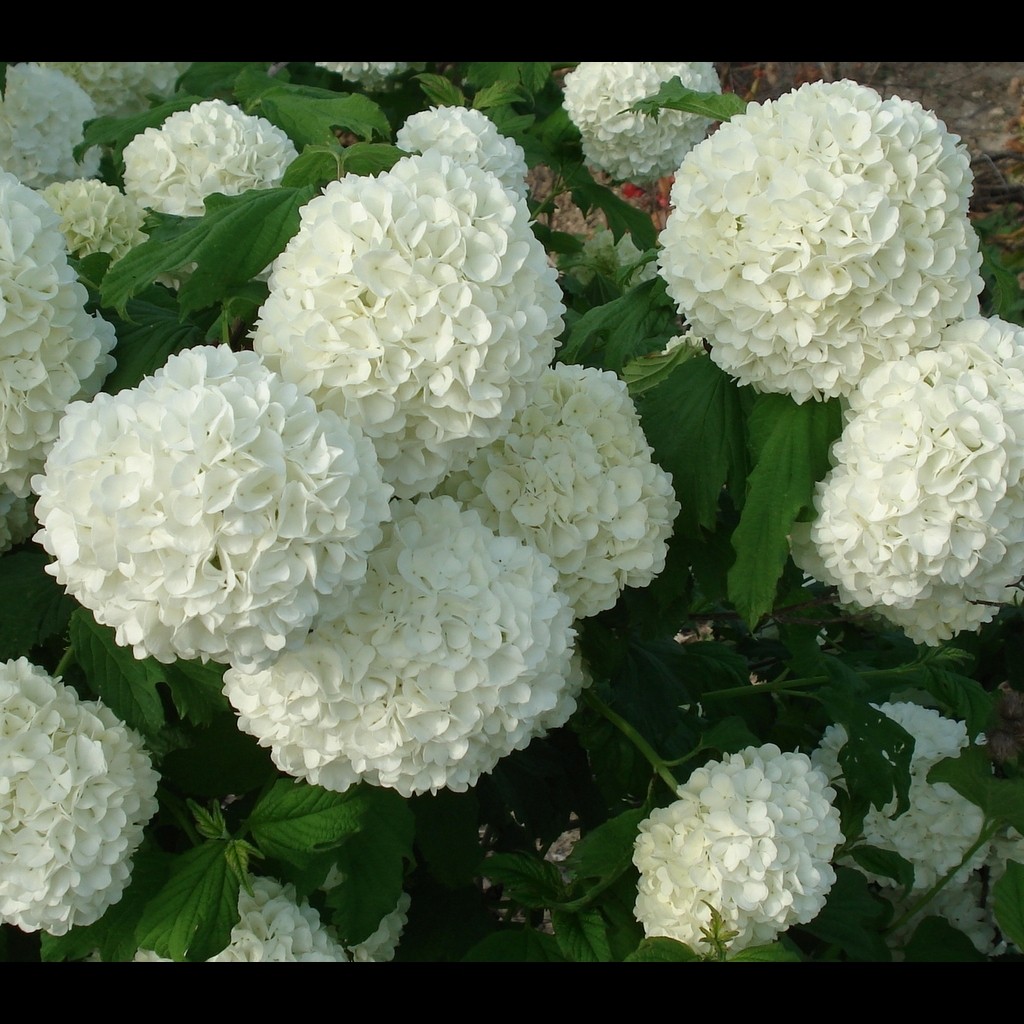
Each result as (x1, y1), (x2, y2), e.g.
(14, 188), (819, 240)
(396, 106), (529, 198)
(814, 702), (987, 892)
(791, 317), (1024, 645)
(122, 99), (298, 217)
(225, 496), (580, 798)
(315, 62), (424, 89)
(633, 744), (843, 952)
(33, 345), (392, 668)
(0, 170), (116, 497)
(658, 79), (984, 403)
(0, 488), (34, 555)
(37, 62), (188, 118)
(562, 226), (657, 288)
(562, 62), (721, 184)
(253, 149), (564, 497)
(440, 362), (680, 619)
(0, 658), (159, 935)
(0, 63), (99, 188)
(40, 179), (148, 263)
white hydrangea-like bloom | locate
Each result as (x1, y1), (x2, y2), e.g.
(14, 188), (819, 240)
(253, 150), (564, 498)
(37, 62), (188, 118)
(33, 345), (392, 668)
(396, 106), (529, 198)
(633, 744), (843, 952)
(122, 99), (298, 217)
(40, 179), (148, 263)
(0, 170), (116, 497)
(0, 63), (99, 188)
(814, 702), (987, 892)
(791, 317), (1024, 646)
(658, 79), (984, 404)
(206, 876), (350, 962)
(315, 62), (424, 89)
(440, 362), (680, 619)
(225, 496), (579, 797)
(562, 62), (721, 183)
(0, 488), (34, 554)
(0, 658), (159, 935)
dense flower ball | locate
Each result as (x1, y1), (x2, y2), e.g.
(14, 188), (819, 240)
(122, 99), (298, 217)
(252, 150), (565, 497)
(41, 179), (148, 263)
(37, 62), (188, 118)
(0, 658), (159, 935)
(633, 744), (843, 952)
(315, 62), (424, 89)
(791, 317), (1024, 645)
(0, 63), (99, 187)
(225, 496), (579, 797)
(658, 79), (984, 403)
(396, 106), (529, 198)
(0, 170), (116, 497)
(815, 702), (989, 894)
(33, 345), (392, 668)
(440, 362), (680, 619)
(562, 62), (721, 183)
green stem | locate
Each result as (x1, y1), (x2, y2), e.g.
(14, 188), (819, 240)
(702, 663), (928, 702)
(583, 689), (679, 793)
(53, 645), (75, 680)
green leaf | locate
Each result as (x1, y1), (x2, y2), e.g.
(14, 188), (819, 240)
(993, 858), (1024, 950)
(135, 842), (239, 961)
(622, 339), (700, 397)
(849, 846), (916, 891)
(461, 927), (566, 962)
(565, 165), (658, 248)
(473, 82), (524, 110)
(483, 852), (568, 910)
(411, 789), (484, 888)
(0, 550), (76, 661)
(728, 393), (843, 627)
(624, 936), (700, 961)
(729, 942), (803, 962)
(639, 355), (749, 535)
(161, 658), (229, 727)
(551, 908), (612, 962)
(929, 744), (1024, 834)
(802, 866), (893, 962)
(178, 62), (266, 99)
(258, 85), (390, 147)
(102, 186), (315, 315)
(629, 79), (747, 122)
(465, 62), (551, 96)
(564, 807), (646, 889)
(415, 73), (465, 108)
(280, 145), (345, 188)
(69, 608), (165, 736)
(902, 916), (987, 962)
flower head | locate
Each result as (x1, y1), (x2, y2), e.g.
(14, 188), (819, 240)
(225, 495), (580, 797)
(33, 345), (392, 668)
(40, 179), (148, 263)
(633, 744), (843, 952)
(657, 79), (984, 403)
(440, 362), (680, 619)
(37, 62), (188, 118)
(562, 62), (721, 183)
(122, 99), (297, 217)
(0, 63), (99, 187)
(315, 62), (424, 89)
(0, 658), (159, 935)
(0, 170), (116, 497)
(252, 150), (564, 497)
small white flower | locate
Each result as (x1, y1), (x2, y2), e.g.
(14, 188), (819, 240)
(40, 179), (148, 263)
(0, 658), (159, 935)
(122, 99), (297, 217)
(633, 744), (843, 952)
(37, 62), (188, 118)
(562, 62), (721, 183)
(315, 62), (424, 89)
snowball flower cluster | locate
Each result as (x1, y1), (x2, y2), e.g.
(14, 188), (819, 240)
(37, 62), (188, 118)
(33, 345), (392, 668)
(0, 658), (159, 935)
(253, 149), (564, 497)
(122, 99), (298, 217)
(41, 179), (148, 263)
(0, 63), (99, 188)
(562, 62), (721, 183)
(791, 317), (1024, 645)
(225, 496), (580, 797)
(633, 744), (843, 952)
(396, 106), (529, 198)
(440, 362), (680, 619)
(813, 702), (987, 891)
(315, 62), (424, 89)
(0, 170), (116, 497)
(658, 79), (983, 403)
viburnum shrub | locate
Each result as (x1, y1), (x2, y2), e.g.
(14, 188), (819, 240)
(2, 60), (1023, 964)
